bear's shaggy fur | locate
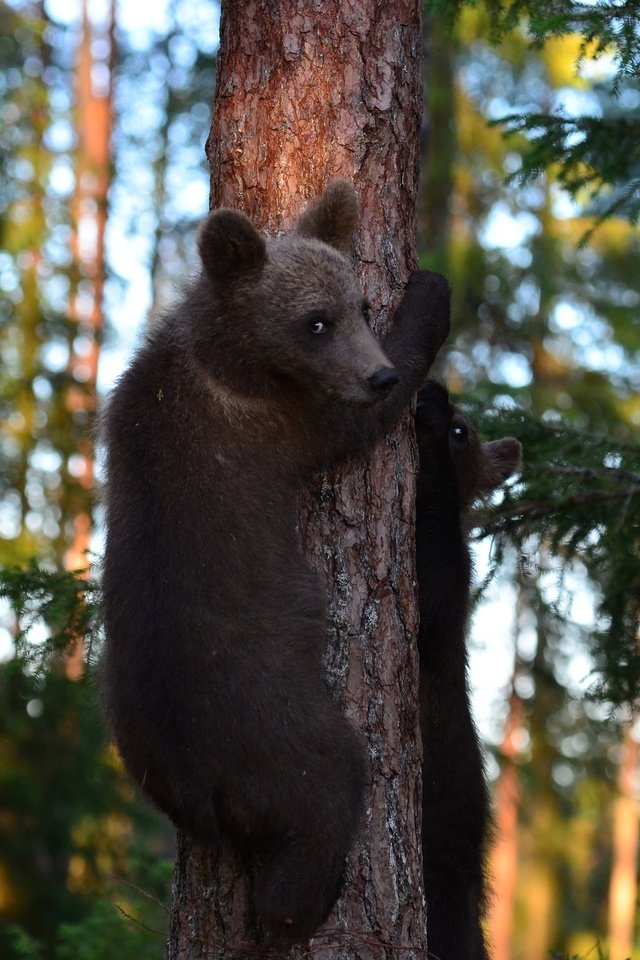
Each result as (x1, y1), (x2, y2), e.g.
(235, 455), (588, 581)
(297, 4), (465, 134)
(415, 381), (521, 960)
(101, 182), (450, 943)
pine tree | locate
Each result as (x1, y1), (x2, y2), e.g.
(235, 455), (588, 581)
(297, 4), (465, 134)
(167, 2), (430, 957)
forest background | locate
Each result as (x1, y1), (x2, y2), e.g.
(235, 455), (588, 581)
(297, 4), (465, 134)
(0, 1), (639, 958)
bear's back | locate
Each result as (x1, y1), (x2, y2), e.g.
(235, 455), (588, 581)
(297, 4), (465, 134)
(101, 313), (323, 671)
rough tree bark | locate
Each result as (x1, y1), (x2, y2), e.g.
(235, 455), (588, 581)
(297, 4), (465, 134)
(167, 3), (429, 957)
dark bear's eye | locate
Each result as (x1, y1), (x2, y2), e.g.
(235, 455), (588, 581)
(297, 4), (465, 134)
(451, 423), (468, 442)
(305, 311), (330, 335)
(361, 299), (371, 325)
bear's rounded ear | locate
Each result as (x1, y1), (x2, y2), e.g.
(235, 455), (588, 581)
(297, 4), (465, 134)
(294, 179), (360, 255)
(197, 209), (267, 284)
(479, 438), (523, 495)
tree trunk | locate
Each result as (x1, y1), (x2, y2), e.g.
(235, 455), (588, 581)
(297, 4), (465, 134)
(65, 0), (114, 678)
(607, 724), (639, 960)
(489, 582), (529, 960)
(489, 693), (523, 960)
(167, 2), (427, 959)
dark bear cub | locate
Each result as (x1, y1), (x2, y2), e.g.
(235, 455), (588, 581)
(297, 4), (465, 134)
(101, 181), (450, 943)
(415, 381), (521, 960)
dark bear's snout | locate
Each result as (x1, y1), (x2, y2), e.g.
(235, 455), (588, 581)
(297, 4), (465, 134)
(368, 366), (399, 396)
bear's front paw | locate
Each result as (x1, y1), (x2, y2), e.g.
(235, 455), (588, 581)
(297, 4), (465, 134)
(403, 270), (451, 353)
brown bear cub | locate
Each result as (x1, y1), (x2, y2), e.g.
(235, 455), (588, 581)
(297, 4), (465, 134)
(101, 181), (450, 943)
(415, 381), (521, 960)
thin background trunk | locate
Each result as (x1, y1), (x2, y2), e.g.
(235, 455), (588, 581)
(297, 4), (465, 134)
(607, 724), (639, 960)
(489, 582), (530, 960)
(65, 0), (114, 677)
(167, 2), (427, 958)
(489, 691), (523, 960)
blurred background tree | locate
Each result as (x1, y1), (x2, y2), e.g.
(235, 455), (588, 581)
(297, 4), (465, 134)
(0, 0), (216, 956)
(0, 0), (638, 958)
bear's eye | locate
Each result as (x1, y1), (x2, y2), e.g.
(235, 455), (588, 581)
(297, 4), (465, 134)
(451, 423), (468, 442)
(305, 311), (330, 335)
(361, 299), (371, 325)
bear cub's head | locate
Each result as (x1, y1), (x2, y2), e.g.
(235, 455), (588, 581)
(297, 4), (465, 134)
(195, 181), (398, 405)
(416, 381), (522, 511)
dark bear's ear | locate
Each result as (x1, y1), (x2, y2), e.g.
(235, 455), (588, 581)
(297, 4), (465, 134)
(294, 180), (360, 255)
(479, 438), (523, 495)
(197, 209), (267, 284)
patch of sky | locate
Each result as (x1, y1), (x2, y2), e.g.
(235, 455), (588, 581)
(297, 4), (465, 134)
(549, 300), (631, 376)
(41, 273), (70, 313)
(579, 50), (617, 84)
(494, 351), (533, 388)
(518, 183), (546, 210)
(118, 95), (166, 142)
(618, 86), (640, 110)
(117, 0), (173, 46)
(0, 255), (19, 293)
(49, 86), (72, 113)
(508, 246), (534, 269)
(459, 42), (548, 114)
(480, 202), (540, 249)
(551, 301), (583, 332)
(515, 277), (540, 316)
(48, 158), (75, 198)
(551, 761), (575, 790)
(32, 376), (53, 401)
(0, 599), (16, 661)
(468, 540), (518, 746)
(44, 118), (75, 153)
(42, 339), (69, 373)
(175, 0), (220, 51)
(10, 157), (34, 182)
(0, 493), (21, 542)
(45, 224), (74, 269)
(165, 167), (210, 221)
(169, 34), (198, 69)
(553, 85), (603, 118)
(46, 0), (80, 25)
(29, 444), (63, 475)
(603, 452), (623, 469)
(493, 393), (519, 410)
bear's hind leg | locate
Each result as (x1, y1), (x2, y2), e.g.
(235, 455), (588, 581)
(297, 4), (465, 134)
(139, 763), (219, 848)
(253, 730), (367, 943)
(254, 829), (346, 942)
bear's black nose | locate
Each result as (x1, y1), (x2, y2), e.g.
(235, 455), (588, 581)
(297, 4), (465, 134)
(368, 366), (399, 395)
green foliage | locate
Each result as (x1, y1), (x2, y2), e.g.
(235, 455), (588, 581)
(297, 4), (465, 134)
(483, 1), (640, 88)
(6, 884), (170, 960)
(496, 110), (640, 231)
(55, 900), (164, 960)
(0, 563), (102, 670)
(0, 649), (172, 958)
(0, 564), (171, 960)
(471, 403), (640, 703)
(427, 0), (640, 83)
(425, 0), (640, 234)
(550, 945), (610, 960)
(6, 927), (44, 960)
